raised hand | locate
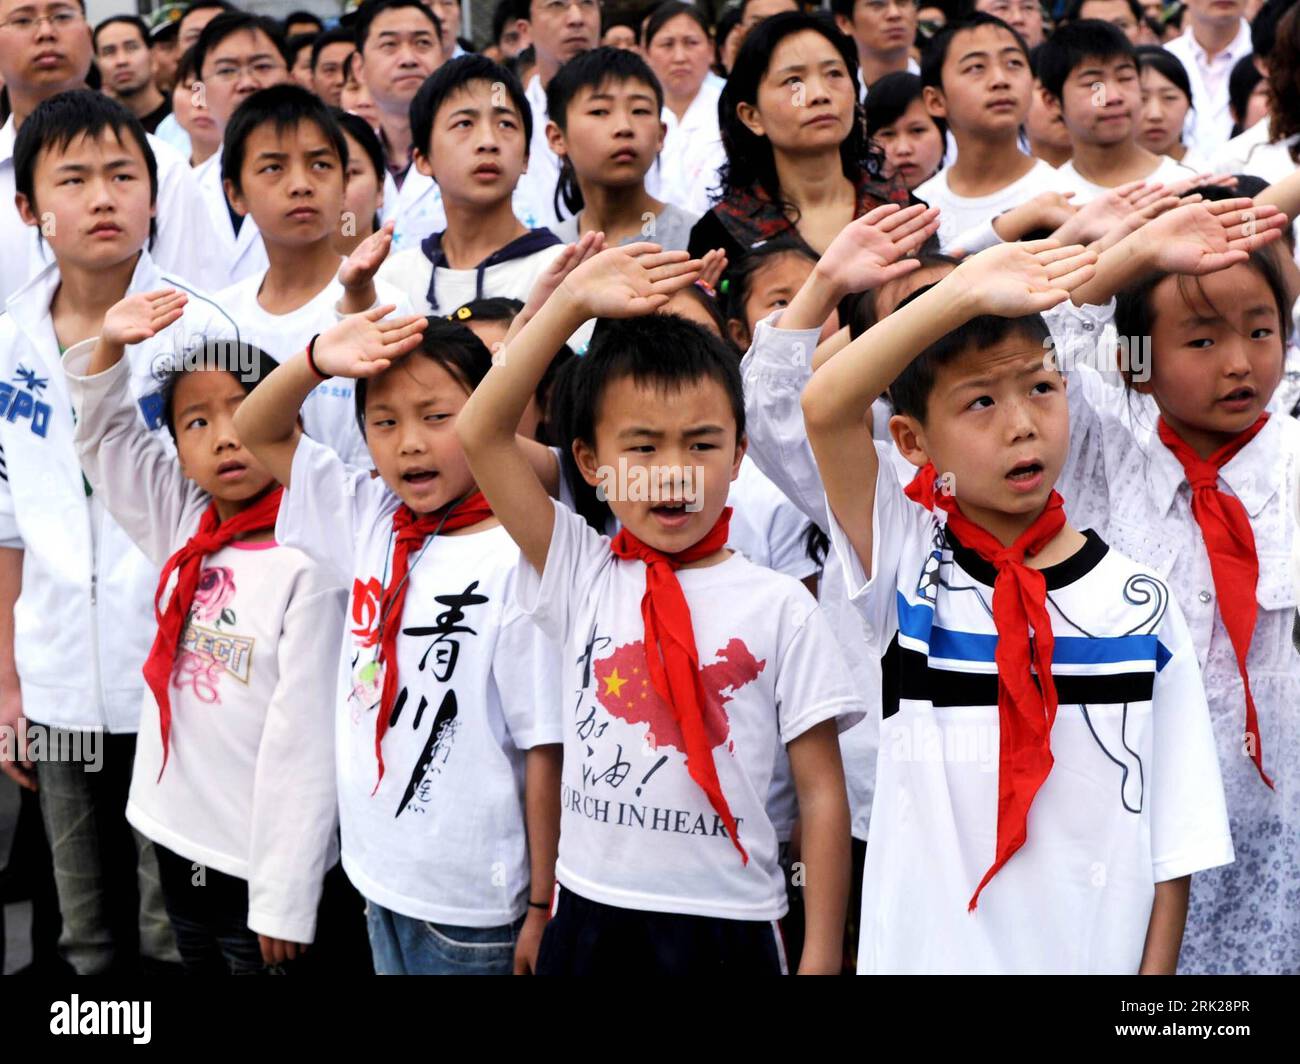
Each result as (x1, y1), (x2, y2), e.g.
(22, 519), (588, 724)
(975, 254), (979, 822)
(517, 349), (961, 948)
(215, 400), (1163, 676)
(309, 305), (427, 379)
(1140, 198), (1288, 275)
(697, 248), (728, 293)
(1162, 171), (1237, 200)
(102, 288), (188, 347)
(1054, 180), (1148, 245)
(954, 239), (1097, 317)
(338, 219), (395, 291)
(816, 203), (940, 295)
(557, 243), (702, 318)
(521, 230), (605, 321)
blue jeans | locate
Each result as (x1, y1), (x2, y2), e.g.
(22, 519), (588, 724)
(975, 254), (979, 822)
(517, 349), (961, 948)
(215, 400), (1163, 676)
(365, 901), (523, 975)
(35, 729), (178, 974)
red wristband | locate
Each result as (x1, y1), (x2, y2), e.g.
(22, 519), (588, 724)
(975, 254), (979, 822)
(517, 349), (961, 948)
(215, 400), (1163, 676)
(305, 333), (327, 380)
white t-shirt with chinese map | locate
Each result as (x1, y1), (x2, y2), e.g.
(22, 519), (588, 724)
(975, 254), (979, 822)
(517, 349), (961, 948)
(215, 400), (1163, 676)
(66, 349), (346, 945)
(829, 446), (1235, 973)
(275, 435), (564, 927)
(217, 271), (410, 469)
(515, 498), (864, 921)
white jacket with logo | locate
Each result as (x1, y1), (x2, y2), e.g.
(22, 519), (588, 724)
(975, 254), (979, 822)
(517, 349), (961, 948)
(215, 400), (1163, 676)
(0, 251), (238, 732)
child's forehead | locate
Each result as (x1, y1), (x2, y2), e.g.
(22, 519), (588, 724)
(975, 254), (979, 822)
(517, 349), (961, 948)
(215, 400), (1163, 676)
(596, 373), (736, 428)
(1154, 264), (1277, 323)
(437, 79), (524, 119)
(571, 76), (659, 107)
(943, 25), (1025, 69)
(366, 355), (469, 405)
(38, 127), (145, 170)
(748, 251), (815, 293)
(245, 117), (339, 152)
(938, 336), (1052, 387)
(172, 368), (247, 407)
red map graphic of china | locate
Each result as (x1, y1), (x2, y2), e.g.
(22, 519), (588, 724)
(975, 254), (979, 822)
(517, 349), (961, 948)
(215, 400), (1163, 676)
(593, 638), (766, 751)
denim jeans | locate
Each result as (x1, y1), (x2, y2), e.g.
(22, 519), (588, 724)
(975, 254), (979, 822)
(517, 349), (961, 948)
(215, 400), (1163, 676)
(35, 729), (178, 974)
(365, 901), (523, 975)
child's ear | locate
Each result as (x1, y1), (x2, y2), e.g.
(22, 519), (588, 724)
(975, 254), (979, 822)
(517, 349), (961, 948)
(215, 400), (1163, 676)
(889, 413), (931, 470)
(224, 179), (249, 219)
(545, 120), (567, 159)
(726, 317), (751, 351)
(14, 193), (40, 229)
(735, 100), (765, 138)
(922, 85), (947, 121)
(1038, 83), (1062, 119)
(655, 119), (666, 154)
(413, 148), (434, 178)
(572, 436), (602, 487)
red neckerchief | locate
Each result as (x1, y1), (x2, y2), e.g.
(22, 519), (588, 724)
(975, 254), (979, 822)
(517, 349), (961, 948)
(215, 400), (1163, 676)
(610, 509), (748, 863)
(372, 492), (494, 789)
(143, 485), (284, 780)
(905, 464), (1066, 910)
(1157, 414), (1273, 788)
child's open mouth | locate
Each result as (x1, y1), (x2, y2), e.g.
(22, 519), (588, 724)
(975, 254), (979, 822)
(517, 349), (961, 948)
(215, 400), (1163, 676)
(650, 502), (691, 528)
(1218, 387), (1256, 409)
(1006, 461), (1044, 492)
(402, 470), (437, 485)
(216, 460), (247, 481)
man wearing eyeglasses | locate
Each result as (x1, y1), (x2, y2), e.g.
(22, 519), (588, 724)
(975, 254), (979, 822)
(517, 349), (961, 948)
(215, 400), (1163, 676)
(510, 0), (600, 231)
(832, 0), (922, 99)
(187, 11), (291, 289)
(0, 0), (220, 303)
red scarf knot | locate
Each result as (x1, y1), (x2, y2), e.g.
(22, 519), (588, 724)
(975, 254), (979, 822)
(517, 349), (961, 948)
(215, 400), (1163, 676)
(371, 491), (494, 791)
(609, 509), (749, 864)
(904, 463), (1067, 910)
(1157, 415), (1273, 789)
(142, 485), (284, 780)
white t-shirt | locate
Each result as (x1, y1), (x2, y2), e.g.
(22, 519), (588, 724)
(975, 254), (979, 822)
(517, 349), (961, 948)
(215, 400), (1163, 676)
(646, 79), (727, 216)
(515, 498), (864, 921)
(276, 435), (564, 927)
(1052, 153), (1198, 204)
(914, 157), (1064, 254)
(66, 352), (345, 945)
(727, 456), (817, 582)
(551, 202), (700, 253)
(218, 271), (409, 469)
(830, 448), (1234, 973)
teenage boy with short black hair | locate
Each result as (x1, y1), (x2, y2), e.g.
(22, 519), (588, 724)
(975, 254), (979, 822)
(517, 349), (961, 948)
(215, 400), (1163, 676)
(914, 15), (1069, 253)
(0, 0), (218, 301)
(0, 90), (235, 976)
(1040, 19), (1197, 201)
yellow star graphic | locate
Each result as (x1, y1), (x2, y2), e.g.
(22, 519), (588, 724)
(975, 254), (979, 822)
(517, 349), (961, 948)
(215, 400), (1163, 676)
(603, 668), (628, 698)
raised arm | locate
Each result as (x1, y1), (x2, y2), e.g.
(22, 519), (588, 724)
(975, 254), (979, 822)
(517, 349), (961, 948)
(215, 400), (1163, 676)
(803, 241), (1096, 575)
(458, 244), (701, 575)
(233, 306), (427, 488)
(1069, 198), (1288, 307)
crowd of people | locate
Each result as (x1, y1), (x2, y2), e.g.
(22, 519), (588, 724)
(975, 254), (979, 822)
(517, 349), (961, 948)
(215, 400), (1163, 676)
(0, 0), (1297, 977)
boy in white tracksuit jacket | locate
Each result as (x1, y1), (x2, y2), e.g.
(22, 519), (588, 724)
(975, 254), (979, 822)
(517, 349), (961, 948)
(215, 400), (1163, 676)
(0, 91), (238, 974)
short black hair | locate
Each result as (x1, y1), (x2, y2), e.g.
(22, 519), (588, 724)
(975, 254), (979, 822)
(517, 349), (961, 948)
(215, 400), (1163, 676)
(222, 84), (349, 196)
(449, 296), (524, 324)
(194, 11), (290, 75)
(848, 252), (959, 339)
(921, 13), (1030, 92)
(643, 1), (710, 49)
(571, 315), (746, 448)
(669, 284), (732, 346)
(312, 27), (355, 71)
(547, 46), (664, 216)
(354, 318), (493, 437)
(160, 341), (281, 442)
(410, 54), (532, 160)
(14, 90), (158, 213)
(866, 70), (945, 144)
(1252, 0), (1299, 61)
(333, 107), (385, 180)
(179, 0), (234, 31)
(1036, 18), (1136, 102)
(888, 288), (1051, 421)
(1135, 44), (1192, 107)
(723, 240), (817, 325)
(286, 32), (319, 65)
(1063, 0), (1144, 23)
(1113, 249), (1292, 390)
(1228, 53), (1262, 133)
(493, 0), (519, 44)
(355, 0), (442, 52)
(175, 43), (201, 86)
(93, 14), (150, 52)
(283, 10), (325, 33)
